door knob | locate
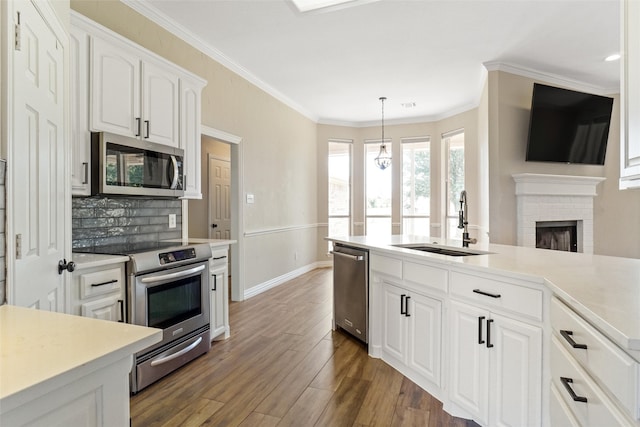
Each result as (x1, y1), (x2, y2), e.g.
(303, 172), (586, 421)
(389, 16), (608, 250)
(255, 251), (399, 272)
(58, 259), (76, 275)
(211, 224), (218, 229)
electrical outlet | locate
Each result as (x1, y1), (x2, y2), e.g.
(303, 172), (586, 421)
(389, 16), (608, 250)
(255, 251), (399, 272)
(169, 214), (177, 229)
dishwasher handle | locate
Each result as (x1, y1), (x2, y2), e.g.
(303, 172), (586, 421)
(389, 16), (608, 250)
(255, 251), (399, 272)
(330, 250), (365, 261)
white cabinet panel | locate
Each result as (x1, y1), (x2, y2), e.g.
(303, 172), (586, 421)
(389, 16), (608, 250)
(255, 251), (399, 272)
(70, 26), (91, 195)
(81, 295), (122, 322)
(142, 61), (179, 147)
(180, 78), (204, 199)
(90, 37), (140, 138)
(407, 292), (442, 387)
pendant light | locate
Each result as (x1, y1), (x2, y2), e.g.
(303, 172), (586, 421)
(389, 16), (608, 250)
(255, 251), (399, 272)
(374, 96), (391, 170)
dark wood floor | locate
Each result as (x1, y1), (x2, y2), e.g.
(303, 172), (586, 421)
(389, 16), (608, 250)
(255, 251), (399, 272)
(130, 268), (479, 427)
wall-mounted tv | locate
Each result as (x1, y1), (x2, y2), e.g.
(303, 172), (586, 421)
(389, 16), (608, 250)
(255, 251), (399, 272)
(525, 83), (614, 165)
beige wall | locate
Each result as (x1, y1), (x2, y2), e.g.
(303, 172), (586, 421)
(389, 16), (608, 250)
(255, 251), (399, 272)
(71, 1), (321, 290)
(488, 70), (640, 258)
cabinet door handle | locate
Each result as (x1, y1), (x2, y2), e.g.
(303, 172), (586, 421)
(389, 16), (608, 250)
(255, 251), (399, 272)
(478, 316), (485, 344)
(473, 289), (501, 299)
(400, 294), (406, 315)
(560, 330), (588, 349)
(560, 377), (588, 403)
(82, 162), (88, 184)
(144, 120), (150, 138)
(405, 296), (411, 317)
(135, 117), (141, 136)
(118, 299), (124, 323)
(91, 279), (118, 287)
(486, 318), (494, 348)
(212, 273), (217, 291)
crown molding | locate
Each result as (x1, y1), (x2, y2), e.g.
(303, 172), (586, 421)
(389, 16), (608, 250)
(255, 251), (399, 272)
(483, 61), (619, 95)
(120, 0), (318, 123)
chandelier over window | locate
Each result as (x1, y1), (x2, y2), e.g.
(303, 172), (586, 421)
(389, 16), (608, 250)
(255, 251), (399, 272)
(374, 96), (391, 170)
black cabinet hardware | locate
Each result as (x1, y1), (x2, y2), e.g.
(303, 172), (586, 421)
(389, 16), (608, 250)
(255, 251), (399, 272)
(478, 316), (486, 344)
(82, 162), (88, 184)
(400, 294), (406, 315)
(213, 256), (227, 261)
(486, 318), (494, 348)
(91, 279), (118, 287)
(144, 120), (150, 138)
(560, 377), (588, 403)
(135, 117), (141, 136)
(405, 296), (411, 317)
(212, 274), (217, 291)
(473, 289), (501, 299)
(58, 259), (76, 274)
(118, 299), (124, 322)
(560, 330), (588, 349)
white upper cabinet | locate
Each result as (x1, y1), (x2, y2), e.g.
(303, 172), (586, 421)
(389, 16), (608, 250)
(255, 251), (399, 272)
(71, 12), (206, 198)
(142, 61), (180, 147)
(90, 36), (141, 139)
(620, 0), (640, 189)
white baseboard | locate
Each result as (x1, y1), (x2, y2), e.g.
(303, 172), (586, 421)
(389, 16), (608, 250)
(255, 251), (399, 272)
(243, 261), (332, 300)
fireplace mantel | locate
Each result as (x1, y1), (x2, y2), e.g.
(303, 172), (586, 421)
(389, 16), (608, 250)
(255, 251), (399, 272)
(512, 173), (605, 196)
(512, 173), (605, 254)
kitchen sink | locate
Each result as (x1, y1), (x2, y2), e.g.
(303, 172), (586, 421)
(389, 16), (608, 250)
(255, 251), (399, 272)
(392, 244), (491, 257)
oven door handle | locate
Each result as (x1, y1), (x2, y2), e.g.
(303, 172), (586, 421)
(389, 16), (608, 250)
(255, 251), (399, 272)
(149, 336), (203, 367)
(140, 264), (206, 284)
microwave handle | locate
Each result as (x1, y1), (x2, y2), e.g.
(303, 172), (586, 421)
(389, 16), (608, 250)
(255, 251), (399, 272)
(170, 155), (179, 190)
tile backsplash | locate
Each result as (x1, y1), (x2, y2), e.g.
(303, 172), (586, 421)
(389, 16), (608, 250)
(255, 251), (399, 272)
(72, 196), (182, 250)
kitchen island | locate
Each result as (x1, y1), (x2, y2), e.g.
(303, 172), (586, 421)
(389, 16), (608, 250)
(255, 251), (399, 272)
(327, 235), (640, 427)
(0, 305), (161, 426)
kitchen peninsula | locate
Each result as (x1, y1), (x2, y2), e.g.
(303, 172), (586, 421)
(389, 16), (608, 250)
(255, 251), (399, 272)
(0, 305), (161, 426)
(327, 235), (640, 427)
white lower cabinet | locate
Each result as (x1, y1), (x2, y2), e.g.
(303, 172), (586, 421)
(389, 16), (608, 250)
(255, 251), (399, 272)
(72, 263), (125, 322)
(209, 246), (230, 341)
(381, 281), (442, 388)
(449, 299), (542, 427)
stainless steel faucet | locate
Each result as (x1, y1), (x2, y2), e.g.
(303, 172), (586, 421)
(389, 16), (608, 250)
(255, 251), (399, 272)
(458, 190), (477, 248)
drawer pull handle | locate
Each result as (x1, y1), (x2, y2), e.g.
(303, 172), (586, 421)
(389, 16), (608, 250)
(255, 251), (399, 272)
(560, 377), (588, 403)
(91, 279), (118, 287)
(473, 289), (501, 299)
(560, 330), (588, 349)
(478, 316), (485, 344)
(213, 256), (227, 260)
(400, 294), (406, 315)
(486, 318), (494, 348)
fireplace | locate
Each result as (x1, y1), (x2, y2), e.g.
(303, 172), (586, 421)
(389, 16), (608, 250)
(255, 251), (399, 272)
(512, 174), (605, 254)
(536, 221), (578, 252)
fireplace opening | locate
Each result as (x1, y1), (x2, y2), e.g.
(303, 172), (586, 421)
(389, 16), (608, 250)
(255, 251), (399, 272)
(536, 221), (578, 252)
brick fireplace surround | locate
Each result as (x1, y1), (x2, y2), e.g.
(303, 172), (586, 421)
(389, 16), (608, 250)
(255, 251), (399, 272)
(512, 173), (605, 254)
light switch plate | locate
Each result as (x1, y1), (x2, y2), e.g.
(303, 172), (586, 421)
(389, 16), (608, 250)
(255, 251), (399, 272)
(246, 193), (255, 204)
(169, 214), (177, 228)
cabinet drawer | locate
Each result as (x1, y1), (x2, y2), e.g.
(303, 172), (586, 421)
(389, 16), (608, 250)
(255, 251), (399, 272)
(550, 383), (581, 427)
(449, 271), (542, 321)
(552, 297), (639, 419)
(404, 262), (448, 293)
(79, 268), (122, 299)
(210, 248), (228, 266)
(551, 335), (632, 426)
(370, 253), (402, 279)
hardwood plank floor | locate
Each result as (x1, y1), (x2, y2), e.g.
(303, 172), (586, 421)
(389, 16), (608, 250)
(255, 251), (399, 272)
(130, 268), (479, 427)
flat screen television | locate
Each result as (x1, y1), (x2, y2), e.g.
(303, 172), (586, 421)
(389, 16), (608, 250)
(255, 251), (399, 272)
(525, 83), (614, 165)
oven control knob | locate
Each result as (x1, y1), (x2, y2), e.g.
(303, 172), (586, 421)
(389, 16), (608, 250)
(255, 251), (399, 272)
(58, 259), (76, 275)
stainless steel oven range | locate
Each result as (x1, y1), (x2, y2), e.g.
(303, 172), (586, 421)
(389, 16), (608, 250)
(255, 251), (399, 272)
(127, 243), (212, 393)
(77, 242), (212, 393)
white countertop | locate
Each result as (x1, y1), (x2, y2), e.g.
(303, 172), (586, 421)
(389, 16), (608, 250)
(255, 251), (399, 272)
(163, 238), (236, 248)
(328, 235), (640, 355)
(0, 305), (161, 404)
(72, 252), (130, 269)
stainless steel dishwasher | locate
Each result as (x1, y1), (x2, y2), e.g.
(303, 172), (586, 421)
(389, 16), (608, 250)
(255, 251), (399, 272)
(331, 243), (369, 343)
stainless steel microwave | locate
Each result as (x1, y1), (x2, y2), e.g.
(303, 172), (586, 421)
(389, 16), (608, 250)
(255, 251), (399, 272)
(91, 132), (184, 197)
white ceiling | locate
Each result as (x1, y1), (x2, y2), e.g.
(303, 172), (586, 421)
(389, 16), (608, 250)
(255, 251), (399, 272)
(125, 0), (620, 126)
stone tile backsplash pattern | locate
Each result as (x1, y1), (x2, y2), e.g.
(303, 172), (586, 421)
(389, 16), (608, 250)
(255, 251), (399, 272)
(72, 196), (182, 250)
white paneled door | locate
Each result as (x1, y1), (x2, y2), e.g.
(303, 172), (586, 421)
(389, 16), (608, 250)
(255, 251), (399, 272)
(10, 0), (68, 310)
(208, 156), (231, 240)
